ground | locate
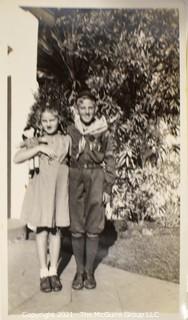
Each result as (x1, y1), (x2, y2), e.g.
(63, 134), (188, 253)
(28, 219), (179, 284)
(95, 220), (180, 283)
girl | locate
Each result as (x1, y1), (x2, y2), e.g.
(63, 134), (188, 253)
(14, 102), (71, 293)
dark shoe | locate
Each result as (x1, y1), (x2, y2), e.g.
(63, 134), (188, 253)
(50, 275), (62, 292)
(40, 277), (52, 293)
(72, 272), (84, 290)
(84, 272), (96, 289)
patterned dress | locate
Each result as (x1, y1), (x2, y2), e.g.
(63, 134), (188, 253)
(21, 133), (71, 229)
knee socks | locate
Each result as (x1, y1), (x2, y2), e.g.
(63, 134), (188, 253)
(72, 234), (85, 274)
(72, 233), (99, 274)
(85, 235), (99, 273)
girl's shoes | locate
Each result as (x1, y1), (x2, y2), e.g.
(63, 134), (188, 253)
(40, 275), (62, 292)
(40, 277), (52, 293)
(50, 275), (62, 292)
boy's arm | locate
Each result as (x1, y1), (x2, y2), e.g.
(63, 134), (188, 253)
(103, 131), (116, 195)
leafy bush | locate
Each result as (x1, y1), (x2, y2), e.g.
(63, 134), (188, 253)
(33, 8), (180, 228)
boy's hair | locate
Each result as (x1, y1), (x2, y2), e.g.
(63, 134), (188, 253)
(76, 90), (96, 103)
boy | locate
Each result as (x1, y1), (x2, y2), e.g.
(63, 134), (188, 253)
(67, 90), (115, 290)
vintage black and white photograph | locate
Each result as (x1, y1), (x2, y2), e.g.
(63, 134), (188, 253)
(1, 0), (188, 319)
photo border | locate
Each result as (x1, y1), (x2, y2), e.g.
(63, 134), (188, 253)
(1, 0), (187, 319)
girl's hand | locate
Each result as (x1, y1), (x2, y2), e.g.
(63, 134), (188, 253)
(38, 136), (48, 144)
(39, 145), (57, 160)
(17, 137), (39, 149)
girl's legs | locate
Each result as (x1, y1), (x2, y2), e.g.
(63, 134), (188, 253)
(48, 228), (62, 291)
(48, 229), (61, 275)
(36, 229), (49, 278)
(36, 229), (51, 292)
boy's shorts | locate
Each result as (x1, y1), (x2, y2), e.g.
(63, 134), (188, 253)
(69, 167), (105, 234)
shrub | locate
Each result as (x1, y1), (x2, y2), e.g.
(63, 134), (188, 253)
(31, 8), (180, 228)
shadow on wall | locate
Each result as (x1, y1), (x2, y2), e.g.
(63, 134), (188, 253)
(58, 220), (118, 275)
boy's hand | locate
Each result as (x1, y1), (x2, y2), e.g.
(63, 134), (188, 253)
(103, 192), (110, 205)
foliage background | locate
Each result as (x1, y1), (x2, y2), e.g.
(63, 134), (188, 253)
(33, 8), (180, 230)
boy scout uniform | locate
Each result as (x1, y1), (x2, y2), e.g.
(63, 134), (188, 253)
(68, 123), (115, 235)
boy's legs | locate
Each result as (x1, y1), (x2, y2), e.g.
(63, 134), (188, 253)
(69, 168), (86, 289)
(84, 232), (99, 289)
(71, 232), (85, 290)
(69, 168), (105, 290)
(84, 169), (105, 289)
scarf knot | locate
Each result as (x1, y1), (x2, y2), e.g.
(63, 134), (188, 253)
(73, 109), (108, 159)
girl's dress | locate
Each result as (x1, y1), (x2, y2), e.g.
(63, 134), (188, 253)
(21, 133), (71, 229)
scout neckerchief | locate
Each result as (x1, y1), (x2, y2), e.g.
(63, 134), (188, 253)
(73, 109), (108, 159)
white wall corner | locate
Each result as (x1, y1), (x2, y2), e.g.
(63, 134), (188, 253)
(8, 5), (39, 219)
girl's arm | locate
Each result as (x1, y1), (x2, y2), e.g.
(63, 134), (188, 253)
(14, 145), (41, 164)
(14, 145), (57, 164)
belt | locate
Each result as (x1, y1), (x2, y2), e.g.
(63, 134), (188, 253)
(70, 163), (101, 169)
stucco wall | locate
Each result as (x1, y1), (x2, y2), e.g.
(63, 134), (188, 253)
(7, 5), (38, 219)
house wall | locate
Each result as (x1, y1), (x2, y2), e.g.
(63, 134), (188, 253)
(7, 5), (38, 219)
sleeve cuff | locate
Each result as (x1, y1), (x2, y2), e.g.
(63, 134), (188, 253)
(103, 183), (112, 195)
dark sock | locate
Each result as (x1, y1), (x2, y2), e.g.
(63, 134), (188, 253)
(85, 235), (99, 273)
(72, 234), (85, 274)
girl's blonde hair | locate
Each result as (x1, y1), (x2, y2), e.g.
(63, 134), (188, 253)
(26, 95), (65, 135)
(25, 80), (73, 135)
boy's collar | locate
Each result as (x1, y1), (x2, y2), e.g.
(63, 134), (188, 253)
(74, 113), (108, 136)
